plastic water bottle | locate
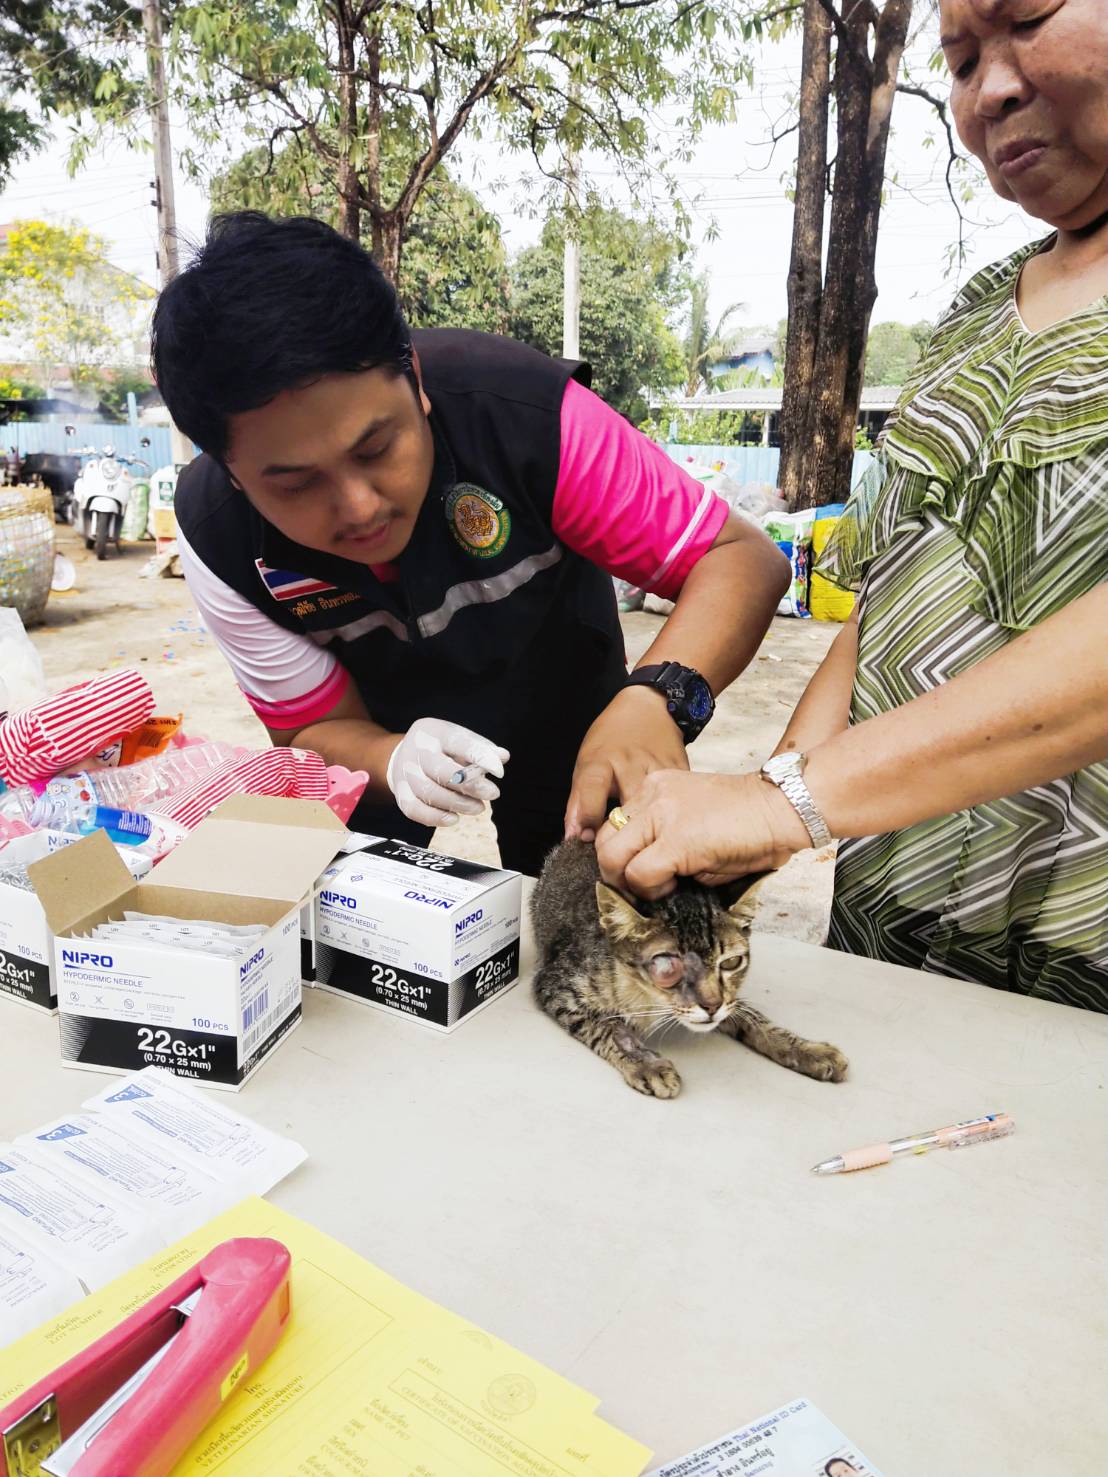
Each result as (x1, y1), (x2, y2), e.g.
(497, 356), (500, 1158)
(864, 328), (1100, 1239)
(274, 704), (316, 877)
(0, 741), (244, 829)
(71, 741), (244, 809)
(26, 787), (187, 859)
(0, 782), (38, 825)
(28, 787), (152, 844)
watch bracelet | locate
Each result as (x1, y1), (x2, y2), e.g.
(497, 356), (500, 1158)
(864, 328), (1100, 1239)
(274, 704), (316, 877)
(770, 766), (832, 849)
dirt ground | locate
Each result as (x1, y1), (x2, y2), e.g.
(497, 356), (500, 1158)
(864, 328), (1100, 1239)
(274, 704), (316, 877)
(27, 525), (841, 942)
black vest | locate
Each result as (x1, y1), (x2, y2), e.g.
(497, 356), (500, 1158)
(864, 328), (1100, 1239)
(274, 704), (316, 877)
(175, 329), (626, 753)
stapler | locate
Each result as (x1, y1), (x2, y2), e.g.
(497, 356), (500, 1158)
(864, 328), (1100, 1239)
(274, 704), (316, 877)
(0, 1237), (291, 1477)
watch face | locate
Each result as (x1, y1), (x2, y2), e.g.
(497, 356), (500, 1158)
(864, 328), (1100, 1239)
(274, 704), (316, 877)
(687, 678), (714, 722)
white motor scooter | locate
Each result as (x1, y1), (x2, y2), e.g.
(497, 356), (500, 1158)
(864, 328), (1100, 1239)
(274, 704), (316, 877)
(64, 428), (152, 559)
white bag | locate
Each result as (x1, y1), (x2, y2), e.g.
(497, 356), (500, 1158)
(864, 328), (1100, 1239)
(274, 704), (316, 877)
(0, 606), (49, 720)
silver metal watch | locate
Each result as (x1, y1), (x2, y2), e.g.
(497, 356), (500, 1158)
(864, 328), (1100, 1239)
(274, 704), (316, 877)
(759, 751), (832, 849)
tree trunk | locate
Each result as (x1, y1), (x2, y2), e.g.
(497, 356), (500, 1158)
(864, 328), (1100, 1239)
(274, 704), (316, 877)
(806, 1), (873, 510)
(335, 0), (361, 241)
(779, 0), (914, 511)
(809, 0), (914, 507)
(366, 32), (384, 263)
(375, 213), (403, 283)
(842, 0), (913, 444)
(779, 0), (831, 512)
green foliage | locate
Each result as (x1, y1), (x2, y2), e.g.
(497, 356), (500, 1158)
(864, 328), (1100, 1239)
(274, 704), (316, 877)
(717, 362), (783, 390)
(863, 319), (932, 386)
(682, 272), (745, 396)
(0, 220), (153, 383)
(0, 371), (45, 401)
(642, 406), (762, 445)
(73, 0), (755, 278)
(0, 105), (42, 187)
(509, 207), (685, 423)
(0, 0), (143, 181)
(210, 136), (511, 332)
(773, 316), (788, 367)
(94, 369), (153, 418)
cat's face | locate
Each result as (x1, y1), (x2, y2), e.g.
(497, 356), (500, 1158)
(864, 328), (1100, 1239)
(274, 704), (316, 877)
(594, 877), (764, 1034)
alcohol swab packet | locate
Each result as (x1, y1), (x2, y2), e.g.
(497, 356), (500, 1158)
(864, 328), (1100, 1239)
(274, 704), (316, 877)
(123, 913), (266, 939)
(82, 1067), (306, 1195)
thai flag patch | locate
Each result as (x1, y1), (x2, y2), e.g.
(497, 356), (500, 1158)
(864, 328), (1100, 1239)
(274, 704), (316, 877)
(255, 559), (338, 602)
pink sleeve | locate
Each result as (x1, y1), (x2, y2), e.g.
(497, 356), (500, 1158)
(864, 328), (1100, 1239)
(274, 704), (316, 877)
(551, 380), (730, 599)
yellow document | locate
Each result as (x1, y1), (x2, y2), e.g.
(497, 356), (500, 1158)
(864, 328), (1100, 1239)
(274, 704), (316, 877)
(0, 1197), (651, 1477)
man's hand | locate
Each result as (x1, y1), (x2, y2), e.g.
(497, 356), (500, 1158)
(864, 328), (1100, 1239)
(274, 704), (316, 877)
(387, 718), (509, 827)
(564, 687), (689, 842)
(595, 769), (813, 899)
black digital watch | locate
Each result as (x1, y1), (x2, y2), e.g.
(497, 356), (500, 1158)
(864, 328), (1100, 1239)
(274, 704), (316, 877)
(624, 661), (715, 743)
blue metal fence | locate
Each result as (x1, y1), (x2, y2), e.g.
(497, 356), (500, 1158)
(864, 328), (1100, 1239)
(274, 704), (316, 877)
(3, 421), (174, 467)
(663, 443), (875, 492)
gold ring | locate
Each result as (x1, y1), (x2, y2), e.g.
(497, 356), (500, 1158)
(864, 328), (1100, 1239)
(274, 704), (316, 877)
(608, 806), (630, 831)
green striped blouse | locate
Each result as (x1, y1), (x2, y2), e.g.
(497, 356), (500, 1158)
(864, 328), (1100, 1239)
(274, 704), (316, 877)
(820, 238), (1108, 1011)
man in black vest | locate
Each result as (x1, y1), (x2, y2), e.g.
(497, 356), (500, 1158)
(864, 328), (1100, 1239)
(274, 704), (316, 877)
(154, 213), (789, 875)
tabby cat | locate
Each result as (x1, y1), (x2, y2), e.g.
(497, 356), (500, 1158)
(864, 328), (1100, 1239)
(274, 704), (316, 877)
(531, 840), (848, 1098)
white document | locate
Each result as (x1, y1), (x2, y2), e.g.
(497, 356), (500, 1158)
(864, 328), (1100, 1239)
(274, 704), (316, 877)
(0, 1223), (84, 1345)
(82, 1067), (307, 1194)
(0, 1145), (162, 1291)
(17, 1113), (237, 1241)
(648, 1398), (885, 1477)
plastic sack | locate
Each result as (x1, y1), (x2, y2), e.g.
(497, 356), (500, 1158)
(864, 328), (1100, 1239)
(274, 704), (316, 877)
(0, 607), (49, 721)
(764, 509), (816, 618)
(0, 486), (54, 626)
(613, 578), (646, 612)
(0, 668), (155, 787)
(682, 465), (787, 529)
(809, 504), (855, 622)
(121, 478), (151, 543)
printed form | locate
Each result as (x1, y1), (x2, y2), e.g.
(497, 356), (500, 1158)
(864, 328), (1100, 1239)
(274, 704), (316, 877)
(0, 1197), (649, 1476)
(0, 1067), (306, 1343)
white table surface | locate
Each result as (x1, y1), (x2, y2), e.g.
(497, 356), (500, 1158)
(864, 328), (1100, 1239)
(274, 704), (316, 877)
(1, 906), (1105, 1476)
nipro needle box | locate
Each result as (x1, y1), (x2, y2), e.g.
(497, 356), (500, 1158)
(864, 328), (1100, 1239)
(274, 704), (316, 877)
(0, 831), (151, 1014)
(28, 796), (348, 1089)
(314, 838), (522, 1032)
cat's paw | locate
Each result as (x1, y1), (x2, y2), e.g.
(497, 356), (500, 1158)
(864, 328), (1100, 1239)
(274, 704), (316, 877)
(622, 1056), (682, 1099)
(796, 1041), (849, 1083)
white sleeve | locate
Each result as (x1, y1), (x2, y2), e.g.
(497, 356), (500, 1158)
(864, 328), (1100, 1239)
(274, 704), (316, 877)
(176, 525), (349, 729)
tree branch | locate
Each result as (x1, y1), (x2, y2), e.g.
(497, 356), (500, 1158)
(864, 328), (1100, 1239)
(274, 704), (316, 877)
(896, 80), (970, 263)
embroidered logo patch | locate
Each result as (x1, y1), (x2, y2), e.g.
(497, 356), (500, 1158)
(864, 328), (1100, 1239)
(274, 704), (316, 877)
(446, 484), (510, 559)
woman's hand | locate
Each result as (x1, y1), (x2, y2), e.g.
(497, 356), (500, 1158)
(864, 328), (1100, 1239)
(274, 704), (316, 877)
(564, 687), (689, 842)
(596, 769), (813, 899)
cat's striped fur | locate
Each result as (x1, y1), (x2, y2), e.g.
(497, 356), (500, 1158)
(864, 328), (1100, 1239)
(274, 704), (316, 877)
(531, 840), (848, 1098)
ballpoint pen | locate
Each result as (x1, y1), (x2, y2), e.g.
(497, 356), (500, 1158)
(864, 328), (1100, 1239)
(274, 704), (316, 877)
(811, 1112), (1015, 1174)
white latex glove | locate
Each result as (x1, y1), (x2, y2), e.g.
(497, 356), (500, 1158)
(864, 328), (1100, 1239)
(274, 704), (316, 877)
(385, 718), (510, 828)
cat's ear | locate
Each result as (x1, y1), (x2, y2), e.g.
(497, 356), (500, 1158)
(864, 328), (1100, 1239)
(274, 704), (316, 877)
(720, 873), (771, 933)
(595, 882), (649, 941)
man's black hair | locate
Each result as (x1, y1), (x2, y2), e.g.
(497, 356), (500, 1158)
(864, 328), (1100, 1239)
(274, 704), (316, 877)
(151, 212), (414, 460)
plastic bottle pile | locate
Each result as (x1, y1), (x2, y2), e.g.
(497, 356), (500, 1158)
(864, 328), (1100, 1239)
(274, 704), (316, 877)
(0, 741), (247, 861)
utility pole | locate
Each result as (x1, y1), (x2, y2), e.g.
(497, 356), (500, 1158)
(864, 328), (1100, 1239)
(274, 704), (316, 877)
(561, 102), (581, 360)
(143, 0), (192, 467)
(143, 0), (179, 285)
(561, 183), (580, 359)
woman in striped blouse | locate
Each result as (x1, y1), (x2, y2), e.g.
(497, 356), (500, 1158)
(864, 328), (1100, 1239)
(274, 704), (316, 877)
(598, 0), (1108, 1012)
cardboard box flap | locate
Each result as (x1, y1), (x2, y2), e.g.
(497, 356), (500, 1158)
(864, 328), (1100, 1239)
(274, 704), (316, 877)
(27, 829), (135, 937)
(152, 794), (348, 904)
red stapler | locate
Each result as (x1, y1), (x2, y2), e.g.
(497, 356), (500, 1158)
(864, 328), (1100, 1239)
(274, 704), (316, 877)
(0, 1237), (291, 1477)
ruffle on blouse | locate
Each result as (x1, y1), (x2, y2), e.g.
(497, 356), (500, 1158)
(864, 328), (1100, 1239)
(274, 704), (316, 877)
(819, 241), (1108, 630)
